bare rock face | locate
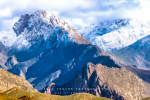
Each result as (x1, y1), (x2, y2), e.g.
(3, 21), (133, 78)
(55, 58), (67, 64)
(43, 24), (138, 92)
(43, 63), (150, 100)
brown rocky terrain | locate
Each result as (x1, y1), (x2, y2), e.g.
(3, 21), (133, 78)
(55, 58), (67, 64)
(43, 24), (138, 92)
(43, 63), (150, 100)
(0, 68), (37, 92)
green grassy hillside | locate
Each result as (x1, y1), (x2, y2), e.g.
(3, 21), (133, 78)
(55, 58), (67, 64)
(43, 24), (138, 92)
(1, 87), (112, 100)
(0, 93), (18, 100)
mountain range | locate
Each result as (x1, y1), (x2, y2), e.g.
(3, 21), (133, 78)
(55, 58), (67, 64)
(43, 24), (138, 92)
(79, 19), (150, 71)
(0, 10), (150, 100)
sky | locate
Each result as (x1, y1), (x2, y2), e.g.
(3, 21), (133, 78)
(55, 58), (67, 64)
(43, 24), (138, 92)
(0, 0), (150, 31)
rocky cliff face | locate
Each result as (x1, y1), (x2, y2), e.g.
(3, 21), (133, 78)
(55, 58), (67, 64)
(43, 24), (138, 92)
(43, 63), (150, 100)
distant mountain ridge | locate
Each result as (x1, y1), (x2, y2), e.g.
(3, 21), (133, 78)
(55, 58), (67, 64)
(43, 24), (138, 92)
(80, 19), (150, 52)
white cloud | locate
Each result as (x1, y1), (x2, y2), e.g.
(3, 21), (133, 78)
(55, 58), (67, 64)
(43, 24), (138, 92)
(29, 0), (95, 11)
(0, 0), (150, 31)
(0, 17), (19, 31)
(0, 8), (12, 18)
(62, 17), (88, 29)
(0, 0), (30, 10)
(103, 0), (126, 7)
(0, 0), (95, 13)
(130, 0), (150, 21)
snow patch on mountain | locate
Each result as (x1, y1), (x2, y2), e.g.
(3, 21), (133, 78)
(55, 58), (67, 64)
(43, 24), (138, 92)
(0, 29), (17, 47)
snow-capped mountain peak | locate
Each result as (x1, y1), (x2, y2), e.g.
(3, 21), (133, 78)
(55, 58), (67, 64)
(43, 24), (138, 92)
(13, 10), (69, 36)
(0, 10), (83, 50)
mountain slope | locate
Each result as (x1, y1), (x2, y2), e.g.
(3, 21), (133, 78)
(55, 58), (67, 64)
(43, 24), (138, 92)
(112, 35), (150, 70)
(80, 19), (150, 52)
(0, 68), (36, 92)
